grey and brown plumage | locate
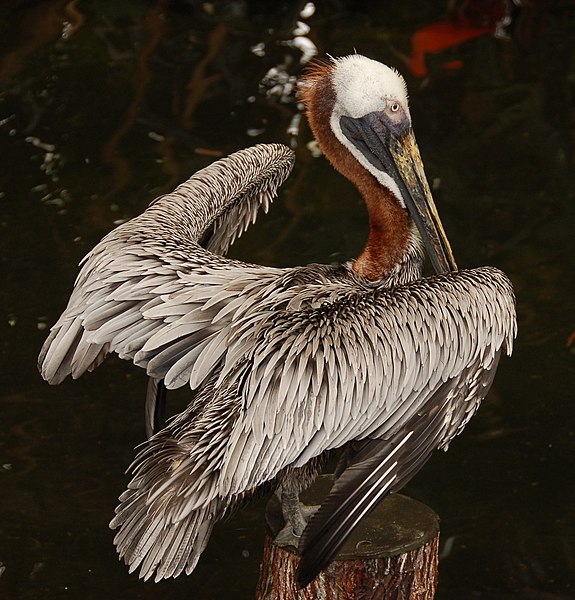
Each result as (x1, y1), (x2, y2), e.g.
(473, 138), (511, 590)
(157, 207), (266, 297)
(38, 55), (516, 587)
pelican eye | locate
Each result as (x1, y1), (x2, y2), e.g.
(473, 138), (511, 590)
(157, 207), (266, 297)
(390, 102), (400, 112)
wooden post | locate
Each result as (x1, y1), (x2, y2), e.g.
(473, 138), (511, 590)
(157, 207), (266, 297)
(256, 476), (439, 600)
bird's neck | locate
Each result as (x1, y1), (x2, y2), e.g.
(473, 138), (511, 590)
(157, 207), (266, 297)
(352, 175), (410, 281)
(320, 139), (410, 281)
(303, 74), (410, 281)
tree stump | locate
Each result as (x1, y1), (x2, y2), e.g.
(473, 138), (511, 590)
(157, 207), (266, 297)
(256, 476), (439, 600)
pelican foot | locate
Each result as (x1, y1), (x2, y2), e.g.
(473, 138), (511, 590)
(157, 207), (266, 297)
(273, 524), (301, 548)
(273, 501), (320, 549)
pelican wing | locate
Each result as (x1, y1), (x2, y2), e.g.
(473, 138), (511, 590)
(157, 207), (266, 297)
(213, 267), (515, 501)
(108, 265), (515, 583)
(38, 144), (294, 387)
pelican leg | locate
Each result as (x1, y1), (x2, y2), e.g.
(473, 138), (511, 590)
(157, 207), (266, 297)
(274, 486), (319, 548)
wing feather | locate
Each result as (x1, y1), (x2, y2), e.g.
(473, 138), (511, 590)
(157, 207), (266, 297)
(215, 266), (515, 499)
(39, 144), (295, 388)
(106, 264), (514, 585)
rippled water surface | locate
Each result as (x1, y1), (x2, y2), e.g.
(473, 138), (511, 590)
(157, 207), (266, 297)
(1, 1), (574, 599)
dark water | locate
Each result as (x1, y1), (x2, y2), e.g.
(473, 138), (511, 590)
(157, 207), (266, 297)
(1, 1), (574, 598)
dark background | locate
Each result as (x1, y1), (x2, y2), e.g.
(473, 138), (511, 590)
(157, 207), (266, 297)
(1, 1), (574, 598)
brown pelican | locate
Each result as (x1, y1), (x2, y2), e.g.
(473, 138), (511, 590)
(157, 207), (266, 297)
(38, 54), (516, 588)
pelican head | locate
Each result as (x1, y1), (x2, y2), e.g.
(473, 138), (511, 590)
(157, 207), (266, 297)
(300, 55), (457, 277)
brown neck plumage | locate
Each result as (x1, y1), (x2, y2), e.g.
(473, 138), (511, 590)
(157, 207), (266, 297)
(300, 62), (410, 281)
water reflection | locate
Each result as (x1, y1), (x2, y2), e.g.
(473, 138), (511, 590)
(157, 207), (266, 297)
(1, 1), (574, 599)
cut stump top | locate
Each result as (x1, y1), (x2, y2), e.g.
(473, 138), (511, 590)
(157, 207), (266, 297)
(265, 475), (440, 560)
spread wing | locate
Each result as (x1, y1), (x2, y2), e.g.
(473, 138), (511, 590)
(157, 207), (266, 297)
(128, 266), (515, 511)
(38, 144), (295, 389)
(108, 265), (515, 583)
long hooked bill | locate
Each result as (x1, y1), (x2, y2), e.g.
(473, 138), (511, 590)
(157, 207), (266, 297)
(386, 129), (457, 274)
(340, 114), (457, 275)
